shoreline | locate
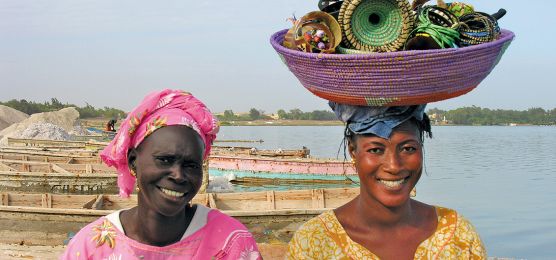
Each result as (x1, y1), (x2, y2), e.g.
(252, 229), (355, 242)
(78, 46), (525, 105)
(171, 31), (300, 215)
(81, 118), (555, 127)
(217, 120), (554, 127)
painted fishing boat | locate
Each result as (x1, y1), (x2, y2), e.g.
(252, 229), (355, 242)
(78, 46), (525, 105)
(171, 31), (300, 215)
(0, 157), (356, 194)
(0, 188), (359, 246)
(0, 152), (357, 189)
(0, 171), (118, 194)
(209, 155), (357, 181)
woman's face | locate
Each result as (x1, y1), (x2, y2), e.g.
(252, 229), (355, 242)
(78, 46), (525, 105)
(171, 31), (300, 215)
(129, 125), (205, 216)
(349, 121), (423, 208)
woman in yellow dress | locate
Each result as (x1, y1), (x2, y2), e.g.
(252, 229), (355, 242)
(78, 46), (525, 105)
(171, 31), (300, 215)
(287, 104), (486, 259)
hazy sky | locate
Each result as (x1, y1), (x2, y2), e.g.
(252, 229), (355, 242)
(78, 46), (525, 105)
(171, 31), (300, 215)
(1, 0), (554, 113)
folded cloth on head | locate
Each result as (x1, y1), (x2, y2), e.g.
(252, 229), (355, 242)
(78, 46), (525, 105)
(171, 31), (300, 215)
(100, 89), (219, 197)
(329, 102), (426, 139)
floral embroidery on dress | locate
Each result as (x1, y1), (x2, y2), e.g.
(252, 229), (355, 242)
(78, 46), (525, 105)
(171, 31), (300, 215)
(239, 246), (260, 260)
(91, 219), (117, 249)
(144, 116), (168, 137)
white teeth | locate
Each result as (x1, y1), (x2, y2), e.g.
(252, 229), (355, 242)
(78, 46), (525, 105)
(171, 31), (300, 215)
(379, 179), (406, 188)
(160, 187), (185, 197)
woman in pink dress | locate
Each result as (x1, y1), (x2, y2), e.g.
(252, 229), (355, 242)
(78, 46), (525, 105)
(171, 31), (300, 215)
(61, 89), (261, 260)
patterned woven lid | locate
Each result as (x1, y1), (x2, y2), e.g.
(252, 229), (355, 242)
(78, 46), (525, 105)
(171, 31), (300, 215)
(338, 0), (414, 52)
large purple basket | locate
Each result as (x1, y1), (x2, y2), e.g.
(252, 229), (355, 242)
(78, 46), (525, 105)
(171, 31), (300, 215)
(271, 29), (514, 106)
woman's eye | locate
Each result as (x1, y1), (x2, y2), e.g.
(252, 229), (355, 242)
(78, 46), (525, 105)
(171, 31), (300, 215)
(402, 146), (417, 153)
(367, 148), (383, 154)
(156, 156), (175, 164)
(186, 163), (201, 169)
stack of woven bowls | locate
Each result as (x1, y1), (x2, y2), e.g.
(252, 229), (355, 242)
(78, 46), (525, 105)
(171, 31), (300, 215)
(270, 0), (514, 106)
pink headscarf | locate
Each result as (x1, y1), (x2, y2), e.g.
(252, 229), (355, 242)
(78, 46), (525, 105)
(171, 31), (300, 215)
(100, 89), (219, 197)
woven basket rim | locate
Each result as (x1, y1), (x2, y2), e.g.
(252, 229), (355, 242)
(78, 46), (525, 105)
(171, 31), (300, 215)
(271, 28), (515, 59)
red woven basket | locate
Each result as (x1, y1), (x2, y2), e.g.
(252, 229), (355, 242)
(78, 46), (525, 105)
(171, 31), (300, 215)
(271, 29), (514, 106)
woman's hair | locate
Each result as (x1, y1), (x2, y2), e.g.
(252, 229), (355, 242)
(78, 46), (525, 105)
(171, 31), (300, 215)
(344, 114), (433, 148)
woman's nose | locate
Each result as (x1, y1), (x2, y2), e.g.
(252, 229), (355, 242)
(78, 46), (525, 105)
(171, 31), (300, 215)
(381, 150), (402, 174)
(168, 165), (187, 183)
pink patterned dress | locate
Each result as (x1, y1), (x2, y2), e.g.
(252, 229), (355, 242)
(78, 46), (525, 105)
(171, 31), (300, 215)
(61, 205), (261, 259)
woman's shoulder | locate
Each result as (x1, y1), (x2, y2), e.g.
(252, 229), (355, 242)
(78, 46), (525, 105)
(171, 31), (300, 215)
(287, 210), (342, 258)
(433, 206), (478, 230)
(201, 206), (257, 244)
(204, 206), (250, 231)
(429, 206), (487, 258)
(294, 210), (339, 236)
(60, 216), (119, 259)
(200, 206), (261, 259)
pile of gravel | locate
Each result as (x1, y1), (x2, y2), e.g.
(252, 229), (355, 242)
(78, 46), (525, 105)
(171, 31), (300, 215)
(0, 107), (79, 144)
(0, 105), (29, 131)
(17, 122), (70, 141)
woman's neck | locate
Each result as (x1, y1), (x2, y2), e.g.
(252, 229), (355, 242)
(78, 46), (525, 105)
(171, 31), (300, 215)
(355, 194), (415, 228)
(124, 204), (195, 247)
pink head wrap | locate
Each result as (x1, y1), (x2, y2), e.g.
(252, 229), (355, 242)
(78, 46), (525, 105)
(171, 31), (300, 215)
(100, 89), (219, 197)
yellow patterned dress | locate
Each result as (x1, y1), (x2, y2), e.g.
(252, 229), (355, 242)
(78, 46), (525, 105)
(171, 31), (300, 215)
(287, 206), (486, 259)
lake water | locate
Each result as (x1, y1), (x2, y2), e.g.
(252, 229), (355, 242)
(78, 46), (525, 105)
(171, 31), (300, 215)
(217, 125), (556, 259)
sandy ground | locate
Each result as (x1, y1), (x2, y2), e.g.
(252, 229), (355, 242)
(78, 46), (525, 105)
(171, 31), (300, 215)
(0, 243), (288, 260)
(0, 243), (521, 260)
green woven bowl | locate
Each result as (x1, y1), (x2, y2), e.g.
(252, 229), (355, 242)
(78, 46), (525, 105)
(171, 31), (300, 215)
(338, 0), (414, 52)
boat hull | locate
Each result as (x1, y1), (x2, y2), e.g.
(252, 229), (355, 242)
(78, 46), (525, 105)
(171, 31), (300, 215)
(0, 188), (359, 245)
(209, 156), (356, 178)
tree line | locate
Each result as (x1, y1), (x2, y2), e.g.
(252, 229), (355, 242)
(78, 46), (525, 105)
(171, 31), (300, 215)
(2, 98), (554, 125)
(428, 106), (556, 125)
(217, 108), (337, 121)
(0, 98), (126, 119)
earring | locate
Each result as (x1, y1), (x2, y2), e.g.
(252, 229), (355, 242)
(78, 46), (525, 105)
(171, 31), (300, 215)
(130, 169), (136, 177)
(410, 187), (416, 197)
(351, 158), (356, 166)
(136, 185), (140, 192)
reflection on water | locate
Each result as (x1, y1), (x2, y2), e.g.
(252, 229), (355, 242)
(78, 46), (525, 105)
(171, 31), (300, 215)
(218, 125), (556, 259)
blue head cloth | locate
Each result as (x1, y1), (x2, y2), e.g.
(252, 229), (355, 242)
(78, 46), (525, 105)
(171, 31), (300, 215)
(329, 102), (427, 139)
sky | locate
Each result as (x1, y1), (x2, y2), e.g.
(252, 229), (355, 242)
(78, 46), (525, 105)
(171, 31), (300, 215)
(0, 0), (554, 113)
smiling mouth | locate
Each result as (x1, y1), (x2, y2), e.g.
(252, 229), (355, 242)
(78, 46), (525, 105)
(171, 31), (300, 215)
(377, 176), (409, 189)
(159, 187), (186, 198)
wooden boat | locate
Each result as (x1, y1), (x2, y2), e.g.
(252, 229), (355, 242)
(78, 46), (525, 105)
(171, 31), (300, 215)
(0, 171), (118, 194)
(211, 146), (310, 158)
(0, 150), (101, 164)
(230, 177), (355, 185)
(210, 155), (356, 179)
(5, 137), (310, 158)
(0, 159), (113, 174)
(0, 151), (357, 193)
(6, 137), (107, 151)
(0, 188), (359, 246)
(0, 146), (98, 157)
(0, 157), (356, 194)
(0, 159), (117, 193)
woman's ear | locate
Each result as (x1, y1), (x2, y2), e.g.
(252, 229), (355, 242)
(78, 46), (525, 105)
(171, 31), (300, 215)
(127, 149), (137, 171)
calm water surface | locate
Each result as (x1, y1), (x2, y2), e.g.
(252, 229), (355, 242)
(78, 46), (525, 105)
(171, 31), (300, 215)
(218, 125), (556, 259)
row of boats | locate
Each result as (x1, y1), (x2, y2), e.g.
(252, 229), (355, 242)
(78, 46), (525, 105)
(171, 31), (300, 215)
(0, 137), (360, 247)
